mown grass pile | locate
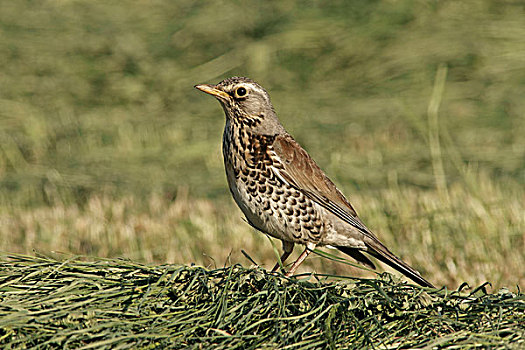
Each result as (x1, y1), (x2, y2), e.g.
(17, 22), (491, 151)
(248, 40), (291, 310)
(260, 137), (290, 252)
(0, 254), (523, 349)
(1, 2), (524, 346)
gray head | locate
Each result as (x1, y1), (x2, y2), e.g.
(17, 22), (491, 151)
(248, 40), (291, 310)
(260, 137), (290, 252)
(195, 77), (285, 135)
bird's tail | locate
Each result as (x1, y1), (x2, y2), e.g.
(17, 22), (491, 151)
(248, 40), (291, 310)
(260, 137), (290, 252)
(338, 240), (435, 288)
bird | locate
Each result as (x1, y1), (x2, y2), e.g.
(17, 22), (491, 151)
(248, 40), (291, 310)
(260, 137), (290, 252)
(195, 76), (435, 288)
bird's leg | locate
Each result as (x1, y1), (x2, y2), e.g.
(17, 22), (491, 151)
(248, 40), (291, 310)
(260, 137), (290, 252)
(285, 242), (316, 277)
(272, 241), (294, 272)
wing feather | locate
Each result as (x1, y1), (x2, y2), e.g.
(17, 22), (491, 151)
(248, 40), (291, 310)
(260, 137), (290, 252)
(271, 134), (435, 288)
(272, 134), (370, 235)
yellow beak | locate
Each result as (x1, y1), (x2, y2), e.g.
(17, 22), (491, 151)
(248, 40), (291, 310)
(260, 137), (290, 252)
(194, 84), (230, 101)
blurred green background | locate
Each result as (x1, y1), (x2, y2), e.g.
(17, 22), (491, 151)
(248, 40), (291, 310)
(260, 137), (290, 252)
(0, 0), (523, 289)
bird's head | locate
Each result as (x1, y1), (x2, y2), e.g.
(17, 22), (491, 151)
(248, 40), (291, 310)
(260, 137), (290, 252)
(195, 77), (284, 134)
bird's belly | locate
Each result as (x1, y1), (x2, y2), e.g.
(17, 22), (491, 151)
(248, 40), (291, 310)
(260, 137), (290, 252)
(229, 181), (277, 236)
(225, 162), (328, 244)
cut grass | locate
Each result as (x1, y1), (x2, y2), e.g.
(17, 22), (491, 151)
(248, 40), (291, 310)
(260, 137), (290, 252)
(1, 4), (524, 345)
(1, 1), (523, 289)
(0, 254), (523, 349)
(2, 170), (523, 290)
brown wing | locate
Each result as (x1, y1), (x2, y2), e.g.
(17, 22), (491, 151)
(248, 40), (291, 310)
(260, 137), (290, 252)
(272, 134), (435, 288)
(272, 134), (371, 235)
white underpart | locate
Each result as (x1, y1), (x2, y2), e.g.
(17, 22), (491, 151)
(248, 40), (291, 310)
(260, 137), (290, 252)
(270, 166), (291, 187)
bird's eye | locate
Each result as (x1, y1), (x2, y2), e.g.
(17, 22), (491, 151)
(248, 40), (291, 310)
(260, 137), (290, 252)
(235, 87), (247, 97)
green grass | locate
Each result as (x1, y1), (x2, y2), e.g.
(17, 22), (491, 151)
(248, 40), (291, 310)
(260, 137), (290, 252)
(1, 176), (523, 291)
(1, 255), (523, 349)
(0, 0), (524, 297)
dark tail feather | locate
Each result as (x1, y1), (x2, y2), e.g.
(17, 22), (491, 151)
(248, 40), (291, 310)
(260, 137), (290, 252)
(339, 241), (435, 288)
(337, 246), (376, 270)
(365, 239), (435, 288)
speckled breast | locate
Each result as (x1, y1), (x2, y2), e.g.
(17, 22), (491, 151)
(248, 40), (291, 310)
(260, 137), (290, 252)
(222, 122), (327, 244)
